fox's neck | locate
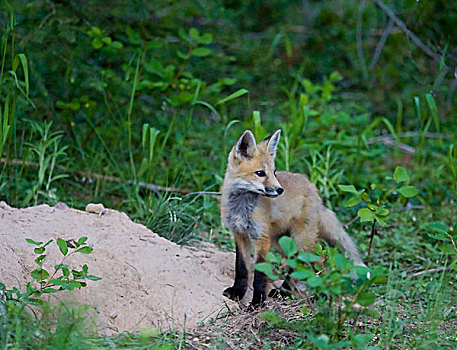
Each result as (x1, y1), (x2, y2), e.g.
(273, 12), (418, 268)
(224, 189), (261, 239)
(227, 189), (259, 213)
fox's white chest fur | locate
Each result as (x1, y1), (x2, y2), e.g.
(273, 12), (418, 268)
(222, 189), (262, 239)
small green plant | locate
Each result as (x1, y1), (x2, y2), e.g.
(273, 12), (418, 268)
(0, 236), (101, 349)
(339, 166), (419, 260)
(137, 123), (160, 183)
(0, 236), (101, 301)
(425, 221), (457, 269)
(0, 10), (33, 164)
(22, 121), (68, 207)
(1, 241), (99, 350)
(254, 236), (386, 346)
(143, 192), (205, 245)
(304, 146), (344, 209)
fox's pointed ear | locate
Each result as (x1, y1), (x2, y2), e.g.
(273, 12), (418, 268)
(265, 129), (281, 157)
(235, 130), (256, 159)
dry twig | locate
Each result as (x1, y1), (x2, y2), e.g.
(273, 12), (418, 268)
(0, 157), (192, 195)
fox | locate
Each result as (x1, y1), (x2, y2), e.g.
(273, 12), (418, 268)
(220, 129), (365, 306)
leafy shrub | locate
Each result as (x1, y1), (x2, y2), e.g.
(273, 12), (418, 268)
(255, 236), (387, 347)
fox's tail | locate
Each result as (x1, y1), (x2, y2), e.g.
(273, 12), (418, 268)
(318, 207), (366, 266)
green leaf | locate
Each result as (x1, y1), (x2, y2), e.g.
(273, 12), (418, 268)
(34, 255), (46, 265)
(254, 262), (278, 280)
(147, 40), (163, 49)
(75, 246), (93, 254)
(110, 41), (123, 49)
(358, 208), (374, 222)
(297, 252), (321, 263)
(77, 237), (88, 245)
(374, 214), (387, 227)
(89, 26), (101, 36)
(398, 185), (418, 198)
(191, 47), (211, 57)
(427, 233), (448, 241)
(425, 93), (440, 133)
(26, 238), (43, 246)
(102, 36), (112, 45)
(57, 238), (68, 256)
(371, 275), (388, 284)
(375, 206), (389, 216)
(393, 166), (409, 183)
(216, 89), (249, 105)
(62, 267), (70, 278)
(361, 192), (370, 201)
(307, 276), (322, 288)
(189, 28), (199, 40)
(31, 268), (49, 281)
(279, 236), (297, 258)
(266, 251), (282, 265)
(49, 278), (67, 286)
(334, 254), (347, 270)
(450, 261), (457, 271)
(92, 38), (103, 49)
(55, 264), (69, 271)
(427, 221), (448, 235)
(367, 203), (378, 210)
(329, 71), (343, 82)
(339, 184), (359, 194)
(199, 33), (213, 44)
(42, 288), (58, 294)
(290, 269), (314, 280)
(285, 258), (297, 268)
(219, 77), (236, 85)
(17, 53), (29, 96)
(176, 49), (189, 60)
(34, 247), (45, 254)
(357, 292), (376, 306)
(86, 275), (102, 281)
(438, 244), (455, 254)
(345, 196), (360, 207)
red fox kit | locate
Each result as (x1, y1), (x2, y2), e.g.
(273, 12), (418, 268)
(221, 130), (364, 306)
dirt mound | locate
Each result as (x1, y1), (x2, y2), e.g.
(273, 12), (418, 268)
(0, 201), (237, 332)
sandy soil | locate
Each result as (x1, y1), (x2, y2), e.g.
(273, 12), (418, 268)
(0, 201), (237, 333)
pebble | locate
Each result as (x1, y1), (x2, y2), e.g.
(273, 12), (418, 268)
(54, 202), (70, 210)
(85, 203), (106, 216)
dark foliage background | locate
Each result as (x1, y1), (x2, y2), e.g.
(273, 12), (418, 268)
(0, 1), (456, 347)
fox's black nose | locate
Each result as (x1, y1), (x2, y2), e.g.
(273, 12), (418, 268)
(276, 187), (284, 195)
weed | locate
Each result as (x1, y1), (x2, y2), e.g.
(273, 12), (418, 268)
(255, 236), (386, 346)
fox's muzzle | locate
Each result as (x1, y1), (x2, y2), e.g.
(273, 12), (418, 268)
(264, 186), (284, 198)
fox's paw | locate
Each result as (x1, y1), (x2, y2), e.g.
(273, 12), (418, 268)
(246, 303), (260, 311)
(223, 286), (246, 301)
(247, 299), (265, 311)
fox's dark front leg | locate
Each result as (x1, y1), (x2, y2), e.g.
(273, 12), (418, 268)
(223, 233), (251, 301)
(252, 235), (271, 306)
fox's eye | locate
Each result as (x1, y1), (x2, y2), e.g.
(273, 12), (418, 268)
(255, 170), (266, 177)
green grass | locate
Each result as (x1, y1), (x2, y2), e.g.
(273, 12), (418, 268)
(1, 0), (457, 348)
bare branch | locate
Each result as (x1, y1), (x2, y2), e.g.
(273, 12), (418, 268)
(357, 0), (369, 81)
(372, 0), (454, 68)
(369, 18), (394, 71)
(367, 136), (415, 154)
(407, 266), (449, 278)
(0, 157), (193, 195)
